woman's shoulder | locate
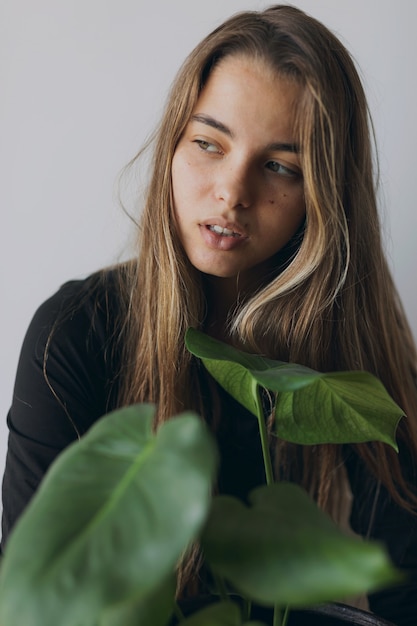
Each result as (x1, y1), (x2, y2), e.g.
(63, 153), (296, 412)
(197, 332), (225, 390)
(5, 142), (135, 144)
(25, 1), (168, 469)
(13, 265), (128, 440)
(31, 265), (123, 333)
(28, 264), (132, 358)
(28, 263), (127, 370)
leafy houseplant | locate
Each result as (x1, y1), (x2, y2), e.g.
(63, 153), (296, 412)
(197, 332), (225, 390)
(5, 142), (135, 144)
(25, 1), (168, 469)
(0, 328), (404, 626)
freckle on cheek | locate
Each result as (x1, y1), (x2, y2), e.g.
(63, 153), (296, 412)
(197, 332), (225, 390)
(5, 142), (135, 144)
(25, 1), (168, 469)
(269, 200), (275, 205)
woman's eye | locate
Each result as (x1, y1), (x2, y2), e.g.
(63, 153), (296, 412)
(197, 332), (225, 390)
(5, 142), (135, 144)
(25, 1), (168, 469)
(266, 161), (298, 177)
(194, 139), (220, 153)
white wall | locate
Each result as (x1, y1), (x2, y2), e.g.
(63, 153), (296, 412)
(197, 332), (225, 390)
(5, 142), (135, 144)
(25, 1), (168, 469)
(1, 1), (416, 509)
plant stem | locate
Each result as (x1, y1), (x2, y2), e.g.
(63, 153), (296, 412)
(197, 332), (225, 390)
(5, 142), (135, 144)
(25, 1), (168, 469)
(282, 605), (290, 626)
(252, 380), (274, 485)
(242, 598), (252, 621)
(273, 605), (282, 626)
(253, 381), (284, 626)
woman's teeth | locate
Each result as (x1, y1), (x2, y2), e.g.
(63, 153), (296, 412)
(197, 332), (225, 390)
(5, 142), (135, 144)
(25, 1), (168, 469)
(209, 225), (239, 237)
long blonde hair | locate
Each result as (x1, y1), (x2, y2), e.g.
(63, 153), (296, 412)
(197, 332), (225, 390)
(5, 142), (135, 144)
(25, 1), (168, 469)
(115, 5), (417, 515)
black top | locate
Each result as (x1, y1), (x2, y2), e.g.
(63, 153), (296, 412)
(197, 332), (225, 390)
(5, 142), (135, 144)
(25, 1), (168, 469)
(2, 271), (417, 625)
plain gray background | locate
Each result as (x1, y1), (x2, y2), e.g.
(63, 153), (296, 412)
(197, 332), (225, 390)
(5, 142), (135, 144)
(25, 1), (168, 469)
(1, 1), (416, 516)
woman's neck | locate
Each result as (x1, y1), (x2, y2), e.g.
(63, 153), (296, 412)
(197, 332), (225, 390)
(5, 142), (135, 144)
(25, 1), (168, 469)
(202, 276), (237, 343)
(202, 272), (263, 347)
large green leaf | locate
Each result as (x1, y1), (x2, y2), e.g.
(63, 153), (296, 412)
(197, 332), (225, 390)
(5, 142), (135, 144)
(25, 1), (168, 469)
(202, 483), (401, 607)
(0, 404), (218, 626)
(185, 328), (402, 449)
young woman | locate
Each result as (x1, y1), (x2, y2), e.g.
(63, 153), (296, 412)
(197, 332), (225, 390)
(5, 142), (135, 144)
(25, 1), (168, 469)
(2, 5), (416, 624)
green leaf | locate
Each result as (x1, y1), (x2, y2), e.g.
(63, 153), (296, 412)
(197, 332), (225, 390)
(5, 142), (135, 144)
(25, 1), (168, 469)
(275, 371), (402, 447)
(99, 574), (176, 626)
(181, 600), (242, 625)
(186, 328), (288, 416)
(202, 483), (401, 607)
(185, 328), (403, 449)
(0, 404), (218, 626)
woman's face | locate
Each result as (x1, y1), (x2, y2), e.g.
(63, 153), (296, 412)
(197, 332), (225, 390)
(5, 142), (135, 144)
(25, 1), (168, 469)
(171, 55), (305, 285)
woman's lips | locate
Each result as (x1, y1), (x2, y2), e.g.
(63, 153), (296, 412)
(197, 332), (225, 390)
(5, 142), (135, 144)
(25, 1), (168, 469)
(208, 224), (241, 238)
(199, 222), (249, 250)
(202, 219), (247, 236)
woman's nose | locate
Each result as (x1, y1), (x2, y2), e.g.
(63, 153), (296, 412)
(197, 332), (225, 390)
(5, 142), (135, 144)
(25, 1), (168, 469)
(214, 162), (254, 209)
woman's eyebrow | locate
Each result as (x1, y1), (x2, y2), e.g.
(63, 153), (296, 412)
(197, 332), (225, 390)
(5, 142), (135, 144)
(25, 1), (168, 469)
(268, 142), (300, 153)
(191, 113), (233, 137)
(191, 113), (300, 153)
